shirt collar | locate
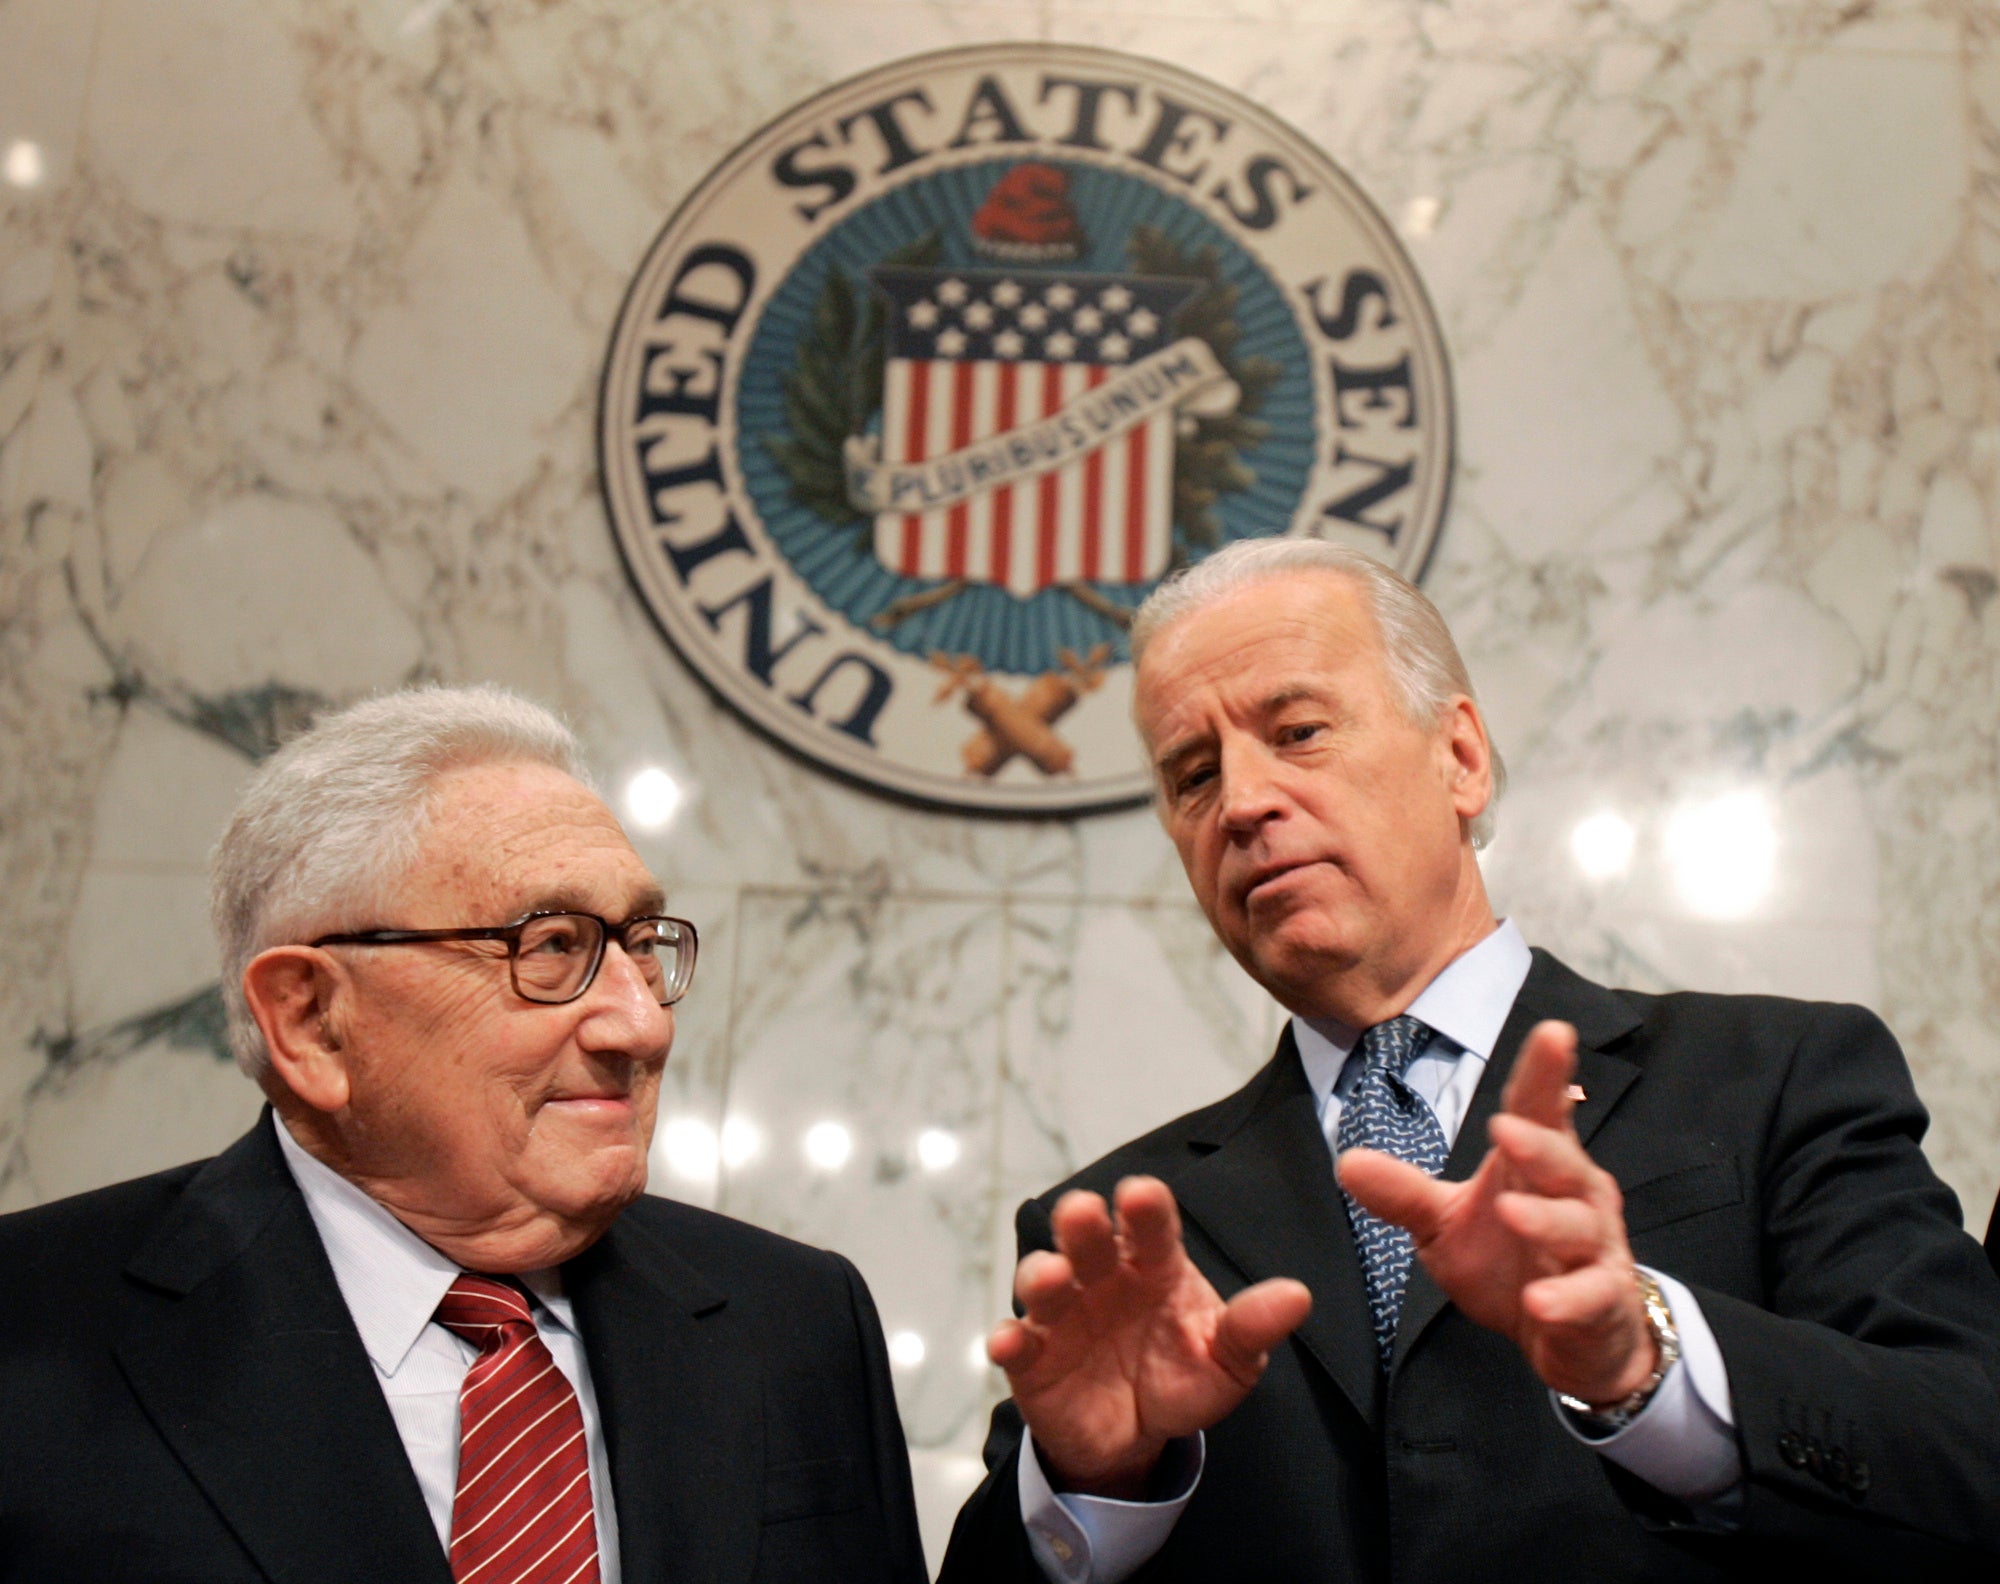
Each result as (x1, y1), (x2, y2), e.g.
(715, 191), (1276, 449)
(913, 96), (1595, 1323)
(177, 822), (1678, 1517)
(271, 1113), (575, 1374)
(1292, 919), (1533, 1107)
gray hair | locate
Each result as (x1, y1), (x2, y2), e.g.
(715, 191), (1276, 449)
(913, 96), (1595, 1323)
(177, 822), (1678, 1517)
(210, 685), (592, 1080)
(1130, 537), (1505, 846)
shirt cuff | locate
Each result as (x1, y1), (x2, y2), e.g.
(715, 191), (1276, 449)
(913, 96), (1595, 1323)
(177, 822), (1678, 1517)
(1551, 1268), (1742, 1515)
(1016, 1431), (1203, 1584)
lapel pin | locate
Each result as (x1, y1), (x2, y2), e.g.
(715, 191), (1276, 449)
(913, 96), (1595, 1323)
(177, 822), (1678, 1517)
(1566, 1083), (1587, 1103)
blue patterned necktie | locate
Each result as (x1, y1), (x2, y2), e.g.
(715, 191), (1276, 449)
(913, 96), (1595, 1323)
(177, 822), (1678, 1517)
(1337, 1014), (1449, 1366)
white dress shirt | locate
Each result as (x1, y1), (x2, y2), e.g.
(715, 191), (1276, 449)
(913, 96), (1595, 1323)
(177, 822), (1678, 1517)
(1020, 921), (1740, 1584)
(273, 1116), (623, 1582)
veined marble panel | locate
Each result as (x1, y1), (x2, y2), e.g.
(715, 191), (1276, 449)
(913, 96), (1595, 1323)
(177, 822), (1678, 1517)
(706, 888), (1007, 1569)
(0, 1036), (258, 1215)
(0, 0), (101, 194)
(996, 899), (1284, 1223)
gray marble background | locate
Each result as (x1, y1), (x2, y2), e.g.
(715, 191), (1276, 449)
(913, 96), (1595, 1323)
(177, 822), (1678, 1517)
(4, 0), (1998, 1565)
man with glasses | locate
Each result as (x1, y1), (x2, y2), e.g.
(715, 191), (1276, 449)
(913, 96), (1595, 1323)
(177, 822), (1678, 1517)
(0, 686), (926, 1584)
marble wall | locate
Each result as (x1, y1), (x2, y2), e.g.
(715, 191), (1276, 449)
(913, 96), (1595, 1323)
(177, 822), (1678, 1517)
(4, 0), (1999, 1566)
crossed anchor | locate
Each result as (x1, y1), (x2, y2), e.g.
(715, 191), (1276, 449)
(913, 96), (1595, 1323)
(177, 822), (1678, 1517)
(930, 644), (1112, 777)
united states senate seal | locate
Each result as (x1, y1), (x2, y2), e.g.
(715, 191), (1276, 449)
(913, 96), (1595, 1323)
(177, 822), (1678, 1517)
(598, 44), (1454, 814)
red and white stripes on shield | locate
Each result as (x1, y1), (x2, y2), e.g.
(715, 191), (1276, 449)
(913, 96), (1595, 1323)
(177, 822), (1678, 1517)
(434, 1275), (600, 1584)
(875, 358), (1177, 596)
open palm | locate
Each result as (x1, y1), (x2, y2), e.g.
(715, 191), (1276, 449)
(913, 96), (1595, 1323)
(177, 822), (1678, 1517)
(1338, 1020), (1655, 1405)
(989, 1176), (1311, 1498)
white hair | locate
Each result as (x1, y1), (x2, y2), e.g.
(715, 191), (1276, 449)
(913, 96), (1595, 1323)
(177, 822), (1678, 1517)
(210, 684), (592, 1080)
(1130, 537), (1505, 846)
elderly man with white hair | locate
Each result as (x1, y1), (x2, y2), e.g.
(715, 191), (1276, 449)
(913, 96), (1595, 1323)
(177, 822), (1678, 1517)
(0, 686), (926, 1584)
(940, 538), (2000, 1584)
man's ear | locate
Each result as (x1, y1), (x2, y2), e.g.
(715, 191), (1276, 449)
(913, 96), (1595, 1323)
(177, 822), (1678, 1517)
(1441, 696), (1494, 824)
(242, 947), (354, 1114)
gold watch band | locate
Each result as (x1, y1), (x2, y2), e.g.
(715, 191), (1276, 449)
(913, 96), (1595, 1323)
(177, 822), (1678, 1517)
(1558, 1268), (1681, 1433)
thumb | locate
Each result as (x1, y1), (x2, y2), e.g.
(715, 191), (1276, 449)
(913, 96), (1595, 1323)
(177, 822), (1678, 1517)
(1338, 1147), (1450, 1240)
(1212, 1278), (1312, 1385)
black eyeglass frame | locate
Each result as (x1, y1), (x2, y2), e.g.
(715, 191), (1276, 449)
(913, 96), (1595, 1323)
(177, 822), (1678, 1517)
(310, 910), (699, 1006)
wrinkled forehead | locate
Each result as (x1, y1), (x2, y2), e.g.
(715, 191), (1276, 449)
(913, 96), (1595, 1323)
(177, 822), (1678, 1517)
(1133, 572), (1386, 735)
(402, 761), (663, 920)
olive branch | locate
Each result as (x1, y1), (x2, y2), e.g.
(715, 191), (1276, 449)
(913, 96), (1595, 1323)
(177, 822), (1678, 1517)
(764, 232), (943, 539)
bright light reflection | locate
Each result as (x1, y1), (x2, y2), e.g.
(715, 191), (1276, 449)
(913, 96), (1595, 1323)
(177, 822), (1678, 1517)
(803, 1120), (854, 1172)
(968, 1335), (993, 1371)
(887, 1330), (927, 1368)
(4, 141), (45, 189)
(719, 1115), (762, 1171)
(400, 0), (452, 35)
(624, 766), (683, 832)
(1403, 195), (1440, 236)
(915, 1127), (961, 1172)
(1570, 811), (1636, 881)
(656, 1117), (718, 1184)
(1664, 791), (1777, 920)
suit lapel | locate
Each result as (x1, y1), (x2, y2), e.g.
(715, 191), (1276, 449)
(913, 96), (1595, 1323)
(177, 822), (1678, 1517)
(1173, 1030), (1383, 1430)
(1444, 951), (1645, 1175)
(1393, 951), (1644, 1368)
(114, 1118), (453, 1584)
(568, 1209), (762, 1584)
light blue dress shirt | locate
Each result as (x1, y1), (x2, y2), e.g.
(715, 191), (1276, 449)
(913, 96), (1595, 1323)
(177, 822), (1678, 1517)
(1019, 921), (1740, 1584)
(273, 1115), (623, 1582)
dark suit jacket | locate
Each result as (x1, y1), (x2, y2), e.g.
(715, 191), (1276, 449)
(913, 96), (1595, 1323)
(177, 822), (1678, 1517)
(940, 951), (2000, 1583)
(0, 1116), (926, 1584)
(1987, 1187), (1999, 1279)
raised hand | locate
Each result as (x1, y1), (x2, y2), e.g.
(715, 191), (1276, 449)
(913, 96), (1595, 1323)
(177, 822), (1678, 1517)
(987, 1175), (1312, 1499)
(1336, 1020), (1656, 1406)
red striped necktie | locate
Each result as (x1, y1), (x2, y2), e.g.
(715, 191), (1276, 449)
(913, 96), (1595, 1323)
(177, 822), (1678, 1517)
(434, 1274), (602, 1584)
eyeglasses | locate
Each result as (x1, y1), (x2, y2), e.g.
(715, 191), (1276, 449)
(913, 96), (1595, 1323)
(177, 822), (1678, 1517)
(312, 911), (698, 1006)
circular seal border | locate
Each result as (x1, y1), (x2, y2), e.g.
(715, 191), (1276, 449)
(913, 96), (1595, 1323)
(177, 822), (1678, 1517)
(599, 42), (1455, 817)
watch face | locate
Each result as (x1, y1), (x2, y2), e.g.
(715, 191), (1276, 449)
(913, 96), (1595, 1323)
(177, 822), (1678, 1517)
(598, 43), (1455, 814)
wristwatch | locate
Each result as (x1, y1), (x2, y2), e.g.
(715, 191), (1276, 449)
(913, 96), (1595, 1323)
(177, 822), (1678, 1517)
(1558, 1268), (1680, 1435)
